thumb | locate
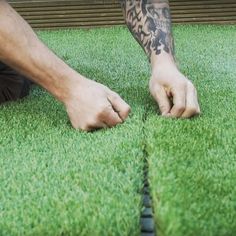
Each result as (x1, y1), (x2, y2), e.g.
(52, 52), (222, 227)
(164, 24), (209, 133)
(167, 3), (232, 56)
(108, 92), (131, 121)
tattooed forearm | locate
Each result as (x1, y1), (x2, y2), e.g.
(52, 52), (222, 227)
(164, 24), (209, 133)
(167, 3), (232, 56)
(120, 0), (175, 60)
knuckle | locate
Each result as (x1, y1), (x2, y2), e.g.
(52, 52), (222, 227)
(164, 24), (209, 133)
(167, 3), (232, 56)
(154, 87), (163, 96)
(120, 105), (131, 120)
(187, 106), (199, 115)
(81, 119), (100, 131)
(159, 104), (166, 112)
(112, 94), (120, 100)
(177, 80), (187, 89)
(97, 105), (108, 118)
(106, 118), (117, 127)
(87, 119), (97, 128)
(176, 105), (185, 113)
(125, 105), (131, 114)
(69, 119), (80, 130)
(197, 107), (201, 114)
(110, 92), (120, 100)
(187, 80), (196, 91)
(187, 80), (194, 86)
(80, 125), (90, 132)
(71, 123), (78, 130)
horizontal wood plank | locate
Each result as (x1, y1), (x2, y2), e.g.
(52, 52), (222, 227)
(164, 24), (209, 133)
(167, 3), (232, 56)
(8, 0), (236, 29)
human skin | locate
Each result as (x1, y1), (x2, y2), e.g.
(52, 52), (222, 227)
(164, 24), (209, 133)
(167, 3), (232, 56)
(121, 0), (200, 118)
(0, 1), (130, 131)
(0, 1), (199, 132)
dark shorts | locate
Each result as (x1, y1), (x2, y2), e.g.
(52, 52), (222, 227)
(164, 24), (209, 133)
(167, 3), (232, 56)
(0, 62), (31, 104)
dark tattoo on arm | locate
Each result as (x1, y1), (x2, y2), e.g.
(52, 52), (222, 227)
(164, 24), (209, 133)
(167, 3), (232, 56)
(120, 0), (175, 60)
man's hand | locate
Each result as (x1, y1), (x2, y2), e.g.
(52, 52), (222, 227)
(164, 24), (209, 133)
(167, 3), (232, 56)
(150, 63), (200, 118)
(0, 2), (130, 131)
(121, 0), (201, 119)
(64, 77), (131, 131)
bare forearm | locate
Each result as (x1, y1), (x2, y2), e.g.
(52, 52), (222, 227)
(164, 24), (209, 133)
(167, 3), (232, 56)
(0, 1), (80, 102)
(121, 0), (175, 67)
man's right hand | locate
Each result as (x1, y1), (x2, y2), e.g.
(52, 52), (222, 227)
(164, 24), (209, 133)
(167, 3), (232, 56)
(64, 77), (131, 131)
(150, 62), (200, 118)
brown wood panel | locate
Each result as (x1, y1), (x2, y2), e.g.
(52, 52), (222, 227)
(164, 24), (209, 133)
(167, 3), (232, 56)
(8, 0), (236, 29)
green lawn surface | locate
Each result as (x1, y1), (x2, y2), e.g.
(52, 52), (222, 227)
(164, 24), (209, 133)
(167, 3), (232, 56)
(147, 25), (236, 236)
(0, 27), (149, 236)
(0, 25), (235, 236)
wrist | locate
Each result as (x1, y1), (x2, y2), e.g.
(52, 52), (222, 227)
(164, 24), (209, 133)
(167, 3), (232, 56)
(47, 67), (85, 104)
(150, 51), (177, 74)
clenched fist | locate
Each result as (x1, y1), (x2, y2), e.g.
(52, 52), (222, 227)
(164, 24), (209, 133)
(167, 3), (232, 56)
(149, 62), (200, 118)
(64, 77), (131, 131)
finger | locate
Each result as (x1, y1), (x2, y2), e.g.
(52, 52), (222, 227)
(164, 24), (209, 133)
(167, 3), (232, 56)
(67, 109), (107, 131)
(151, 83), (171, 116)
(108, 92), (131, 121)
(181, 82), (201, 118)
(169, 85), (186, 118)
(75, 119), (108, 131)
(85, 122), (108, 132)
(103, 106), (123, 128)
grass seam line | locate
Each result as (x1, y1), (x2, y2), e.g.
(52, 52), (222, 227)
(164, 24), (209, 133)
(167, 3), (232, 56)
(140, 106), (156, 236)
(140, 145), (156, 236)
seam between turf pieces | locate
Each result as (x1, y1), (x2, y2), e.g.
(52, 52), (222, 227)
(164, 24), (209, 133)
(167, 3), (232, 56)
(140, 109), (156, 236)
(140, 146), (156, 236)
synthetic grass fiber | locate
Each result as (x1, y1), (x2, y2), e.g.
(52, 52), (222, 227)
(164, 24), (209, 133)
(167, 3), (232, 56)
(0, 27), (149, 236)
(0, 25), (235, 236)
(146, 25), (236, 236)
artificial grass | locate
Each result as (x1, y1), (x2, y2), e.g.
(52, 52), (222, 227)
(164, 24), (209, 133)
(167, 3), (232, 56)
(0, 27), (150, 236)
(0, 25), (235, 236)
(146, 25), (236, 236)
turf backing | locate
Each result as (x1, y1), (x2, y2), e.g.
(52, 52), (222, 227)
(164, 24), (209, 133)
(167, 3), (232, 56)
(146, 25), (236, 236)
(0, 27), (150, 236)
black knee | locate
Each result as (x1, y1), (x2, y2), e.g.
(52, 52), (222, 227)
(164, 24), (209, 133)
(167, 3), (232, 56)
(0, 62), (31, 104)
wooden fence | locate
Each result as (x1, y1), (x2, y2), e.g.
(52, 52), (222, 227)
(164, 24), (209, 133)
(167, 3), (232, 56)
(8, 0), (236, 29)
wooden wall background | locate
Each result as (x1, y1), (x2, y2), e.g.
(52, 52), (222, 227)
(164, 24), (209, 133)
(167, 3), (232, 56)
(8, 0), (236, 29)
